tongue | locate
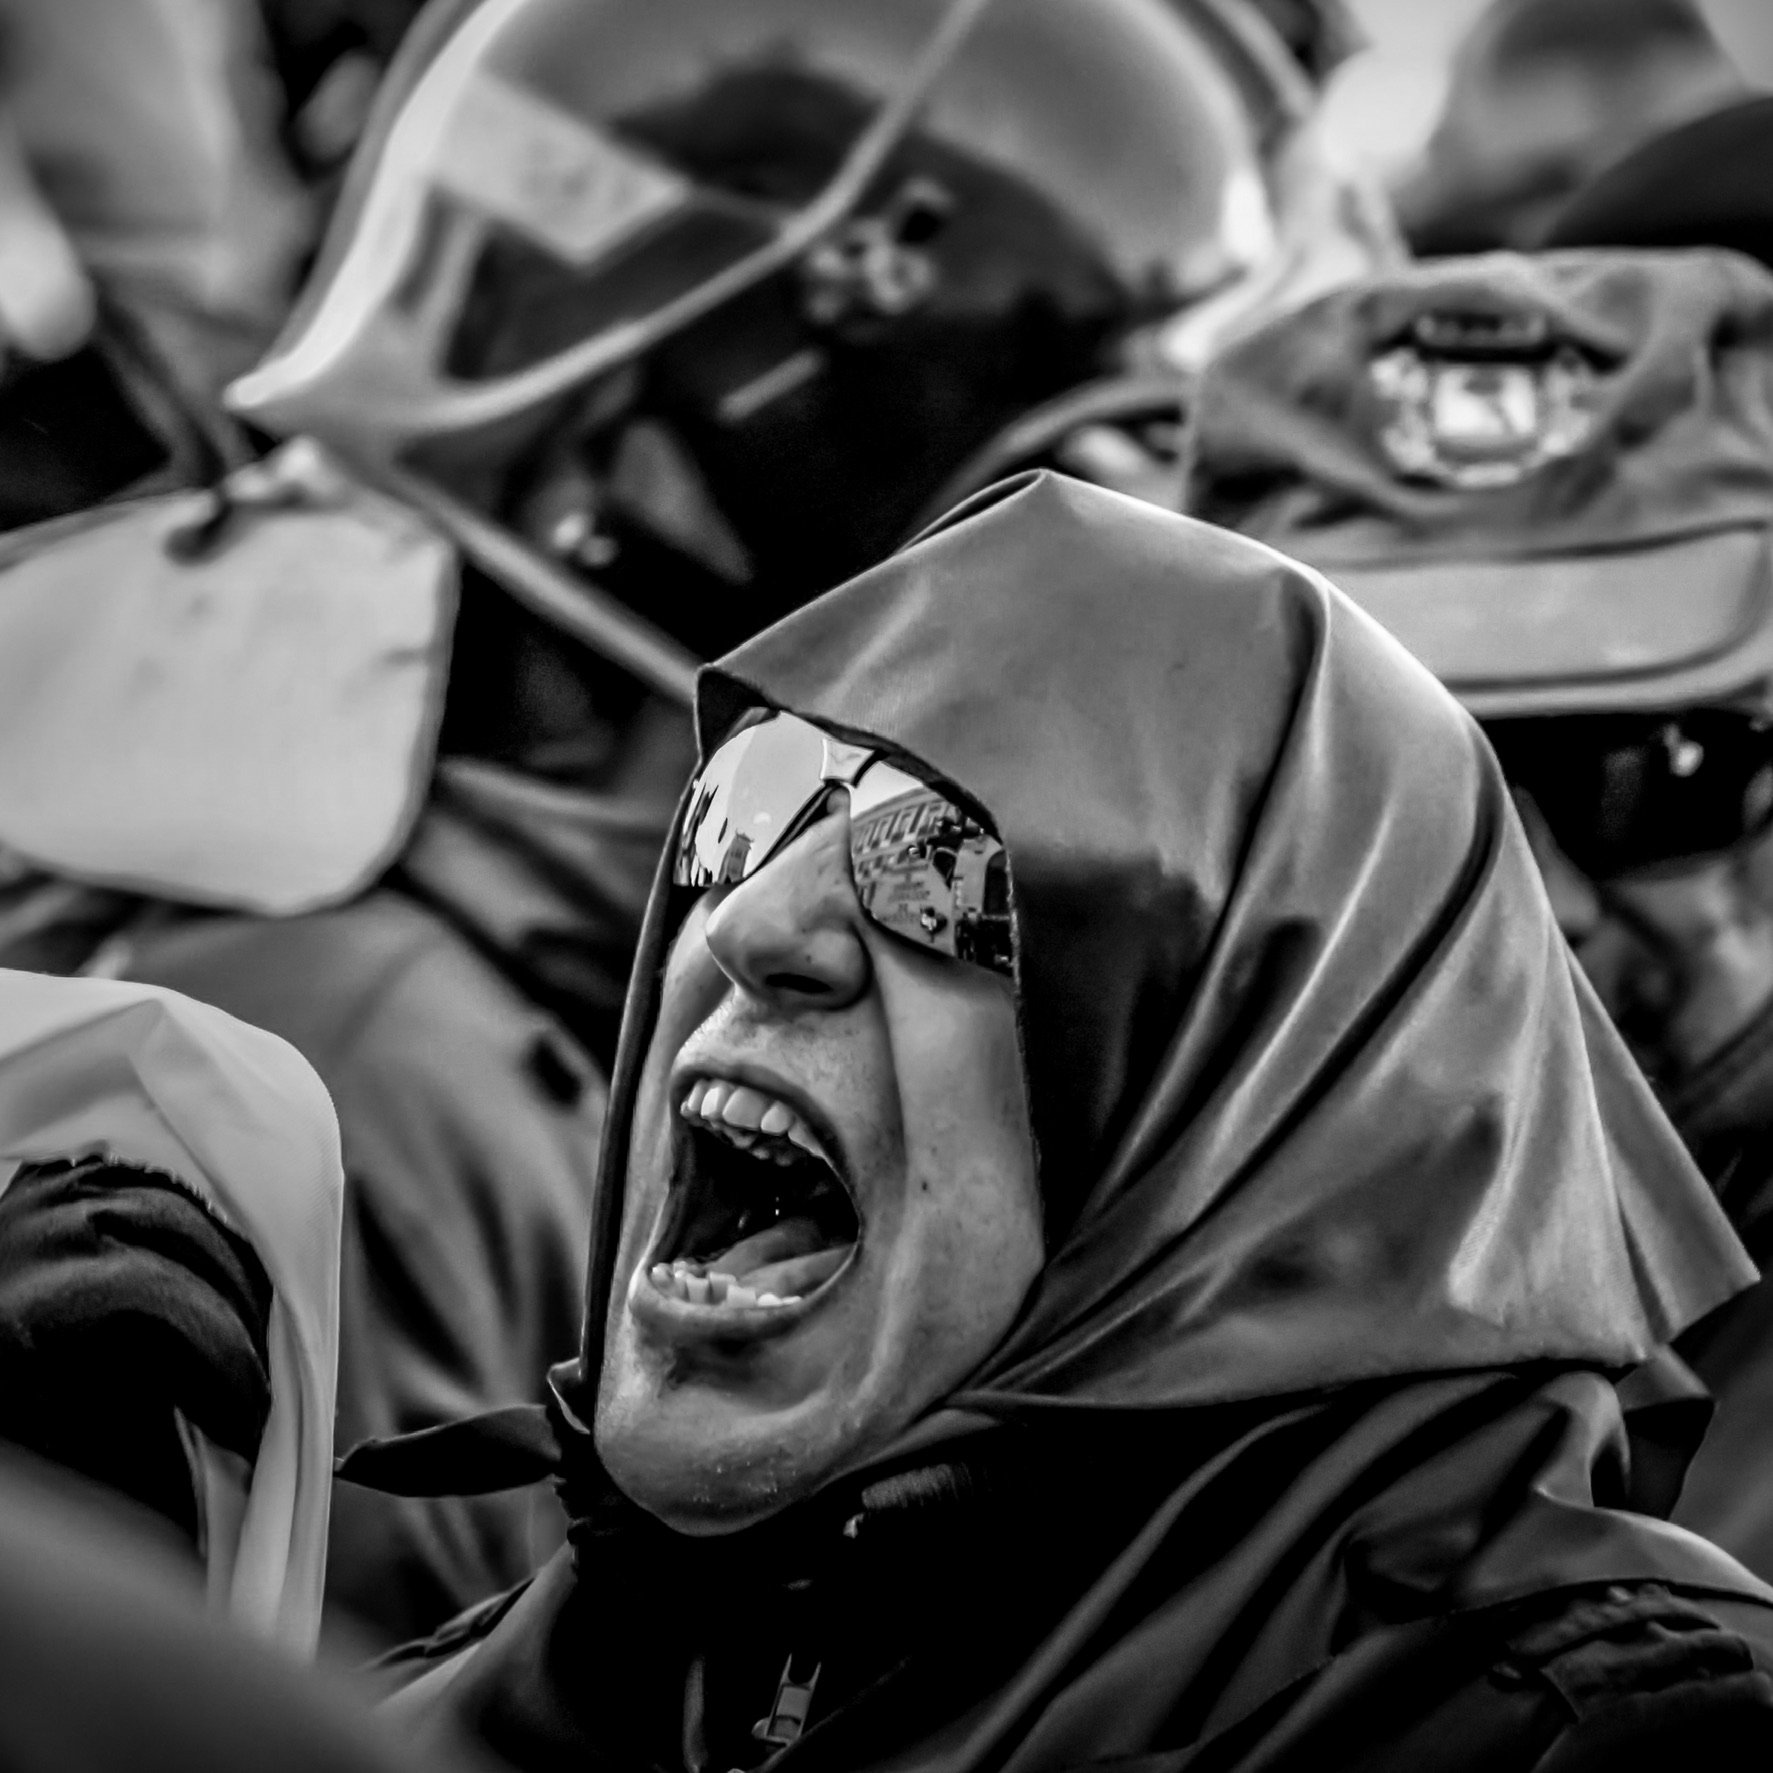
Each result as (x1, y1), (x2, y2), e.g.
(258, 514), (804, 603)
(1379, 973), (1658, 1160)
(745, 1245), (851, 1298)
(712, 1216), (853, 1295)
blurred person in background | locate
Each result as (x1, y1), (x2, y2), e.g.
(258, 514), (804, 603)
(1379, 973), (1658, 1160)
(0, 0), (1355, 1650)
(1183, 247), (1773, 1581)
(1542, 88), (1773, 270)
(1391, 0), (1747, 257)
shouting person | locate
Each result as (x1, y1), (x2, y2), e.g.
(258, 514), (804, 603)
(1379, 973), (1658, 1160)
(0, 0), (1300, 1646)
(357, 474), (1773, 1771)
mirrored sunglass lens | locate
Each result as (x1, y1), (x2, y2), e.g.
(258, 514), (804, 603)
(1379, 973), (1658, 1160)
(677, 715), (829, 886)
(849, 763), (1012, 972)
(677, 719), (1014, 977)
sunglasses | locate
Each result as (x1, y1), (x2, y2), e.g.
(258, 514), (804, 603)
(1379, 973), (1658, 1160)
(1486, 710), (1773, 878)
(674, 711), (1014, 976)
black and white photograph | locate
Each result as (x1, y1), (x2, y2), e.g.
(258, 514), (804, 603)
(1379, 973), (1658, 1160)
(3, 1), (1773, 1767)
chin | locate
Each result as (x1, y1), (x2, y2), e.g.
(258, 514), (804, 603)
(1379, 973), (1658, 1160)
(594, 1380), (849, 1536)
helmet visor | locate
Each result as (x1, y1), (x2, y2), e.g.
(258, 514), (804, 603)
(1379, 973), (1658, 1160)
(229, 0), (1264, 457)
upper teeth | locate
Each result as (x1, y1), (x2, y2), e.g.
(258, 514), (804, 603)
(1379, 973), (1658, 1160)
(680, 1077), (832, 1167)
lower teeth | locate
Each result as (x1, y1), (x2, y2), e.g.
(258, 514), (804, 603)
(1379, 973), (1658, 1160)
(650, 1261), (799, 1309)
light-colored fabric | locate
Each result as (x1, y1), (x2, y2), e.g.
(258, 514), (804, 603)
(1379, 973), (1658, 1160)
(120, 894), (600, 1648)
(0, 969), (343, 1655)
(0, 0), (312, 335)
(0, 443), (455, 915)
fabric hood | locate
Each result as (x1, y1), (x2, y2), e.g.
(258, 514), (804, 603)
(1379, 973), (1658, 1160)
(568, 471), (1752, 1425)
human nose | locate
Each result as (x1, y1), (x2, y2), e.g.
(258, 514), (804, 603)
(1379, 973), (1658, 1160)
(701, 809), (871, 1010)
(1513, 791), (1603, 947)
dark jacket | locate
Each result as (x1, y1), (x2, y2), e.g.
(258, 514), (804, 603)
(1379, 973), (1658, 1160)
(377, 1383), (1773, 1773)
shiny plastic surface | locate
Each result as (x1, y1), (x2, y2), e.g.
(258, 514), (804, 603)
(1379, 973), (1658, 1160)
(229, 0), (1262, 456)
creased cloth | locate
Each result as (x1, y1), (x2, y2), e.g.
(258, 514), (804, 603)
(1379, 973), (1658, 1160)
(675, 470), (1754, 1412)
(382, 474), (1773, 1773)
(0, 969), (342, 1654)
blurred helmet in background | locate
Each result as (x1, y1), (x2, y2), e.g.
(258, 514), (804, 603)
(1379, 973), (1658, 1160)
(1540, 91), (1773, 272)
(228, 0), (1276, 607)
(1393, 0), (1746, 257)
(1150, 0), (1401, 380)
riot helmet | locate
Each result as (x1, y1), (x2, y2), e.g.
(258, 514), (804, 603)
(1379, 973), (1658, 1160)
(228, 0), (1273, 630)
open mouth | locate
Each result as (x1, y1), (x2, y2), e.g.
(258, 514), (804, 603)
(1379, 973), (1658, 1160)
(645, 1077), (861, 1313)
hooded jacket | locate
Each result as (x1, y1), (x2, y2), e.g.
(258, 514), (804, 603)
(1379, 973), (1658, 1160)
(378, 474), (1773, 1771)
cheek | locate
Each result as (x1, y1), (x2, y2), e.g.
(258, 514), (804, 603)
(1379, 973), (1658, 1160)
(889, 976), (1034, 1197)
(872, 945), (1041, 1350)
(870, 1138), (1042, 1414)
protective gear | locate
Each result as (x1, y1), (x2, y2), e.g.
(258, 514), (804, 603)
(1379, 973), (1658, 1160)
(234, 0), (1256, 446)
(1182, 250), (1773, 721)
(1542, 93), (1773, 271)
(1183, 249), (1773, 1606)
(230, 0), (1272, 609)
